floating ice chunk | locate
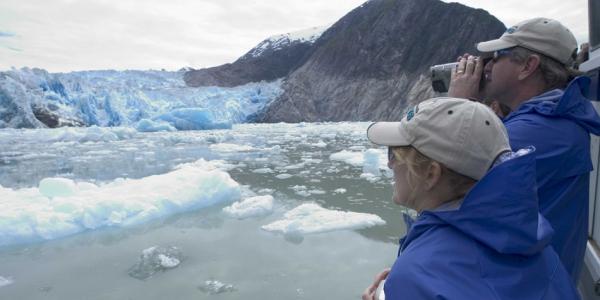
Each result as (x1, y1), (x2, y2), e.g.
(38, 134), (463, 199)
(210, 143), (255, 152)
(39, 178), (77, 198)
(349, 146), (365, 151)
(330, 151), (364, 166)
(320, 133), (336, 139)
(307, 189), (326, 195)
(326, 168), (339, 173)
(258, 188), (275, 194)
(155, 108), (232, 130)
(289, 185), (311, 197)
(301, 158), (322, 164)
(360, 173), (380, 183)
(223, 195), (274, 219)
(198, 280), (236, 295)
(363, 149), (382, 176)
(283, 163), (305, 170)
(128, 246), (182, 280)
(312, 140), (327, 148)
(262, 203), (385, 235)
(42, 126), (137, 143)
(158, 254), (180, 268)
(135, 119), (176, 132)
(296, 191), (310, 197)
(331, 149), (388, 177)
(0, 159), (241, 246)
(265, 145), (282, 152)
(276, 174), (293, 179)
(0, 276), (13, 287)
(252, 168), (273, 174)
(290, 185), (307, 192)
(334, 188), (347, 194)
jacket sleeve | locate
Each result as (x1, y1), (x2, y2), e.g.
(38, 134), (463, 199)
(383, 258), (489, 300)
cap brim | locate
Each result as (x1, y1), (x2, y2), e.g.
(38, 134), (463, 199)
(366, 122), (411, 146)
(476, 38), (517, 53)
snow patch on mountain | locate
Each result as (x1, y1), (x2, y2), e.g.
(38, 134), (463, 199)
(247, 26), (327, 58)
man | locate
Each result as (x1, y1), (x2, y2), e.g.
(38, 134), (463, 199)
(449, 17), (600, 283)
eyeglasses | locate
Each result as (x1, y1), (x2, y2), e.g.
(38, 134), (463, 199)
(491, 48), (514, 63)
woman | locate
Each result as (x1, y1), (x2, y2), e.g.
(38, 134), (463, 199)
(362, 98), (578, 299)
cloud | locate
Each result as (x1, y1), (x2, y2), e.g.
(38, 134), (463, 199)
(0, 0), (591, 72)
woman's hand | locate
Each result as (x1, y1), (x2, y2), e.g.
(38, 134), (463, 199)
(362, 268), (390, 300)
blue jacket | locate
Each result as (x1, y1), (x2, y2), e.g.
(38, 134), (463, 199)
(503, 76), (600, 282)
(384, 151), (579, 299)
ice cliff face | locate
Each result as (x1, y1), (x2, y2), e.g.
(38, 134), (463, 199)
(0, 68), (282, 130)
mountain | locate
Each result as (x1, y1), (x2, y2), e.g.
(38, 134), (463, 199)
(0, 0), (506, 129)
(183, 27), (326, 88)
(255, 0), (506, 122)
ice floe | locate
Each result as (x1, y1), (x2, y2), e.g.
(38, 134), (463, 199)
(262, 203), (385, 235)
(222, 195), (274, 219)
(209, 143), (255, 152)
(0, 159), (241, 246)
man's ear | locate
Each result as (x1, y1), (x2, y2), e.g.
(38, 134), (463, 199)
(517, 54), (541, 81)
(424, 161), (442, 190)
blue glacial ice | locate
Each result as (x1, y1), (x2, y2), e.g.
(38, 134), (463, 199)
(0, 68), (283, 130)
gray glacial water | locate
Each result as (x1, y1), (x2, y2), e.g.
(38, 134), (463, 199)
(0, 123), (406, 299)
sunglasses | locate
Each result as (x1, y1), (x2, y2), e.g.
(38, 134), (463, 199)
(388, 147), (395, 162)
(491, 48), (514, 63)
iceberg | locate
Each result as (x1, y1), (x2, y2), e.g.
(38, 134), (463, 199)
(262, 203), (385, 235)
(135, 119), (176, 132)
(0, 159), (241, 247)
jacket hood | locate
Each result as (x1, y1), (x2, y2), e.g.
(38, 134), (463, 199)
(402, 149), (554, 255)
(506, 76), (600, 135)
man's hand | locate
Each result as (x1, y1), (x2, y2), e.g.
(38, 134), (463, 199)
(362, 268), (390, 300)
(448, 54), (484, 100)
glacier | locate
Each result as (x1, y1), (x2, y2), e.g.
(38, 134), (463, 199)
(0, 68), (283, 130)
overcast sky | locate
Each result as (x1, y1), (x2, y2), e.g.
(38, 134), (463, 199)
(0, 0), (589, 72)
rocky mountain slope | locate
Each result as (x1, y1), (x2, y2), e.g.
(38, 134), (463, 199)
(184, 27), (325, 87)
(251, 0), (506, 122)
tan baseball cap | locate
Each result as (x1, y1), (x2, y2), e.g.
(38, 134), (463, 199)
(477, 17), (577, 65)
(367, 98), (510, 180)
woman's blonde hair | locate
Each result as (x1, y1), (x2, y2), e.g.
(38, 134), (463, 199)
(391, 146), (476, 198)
